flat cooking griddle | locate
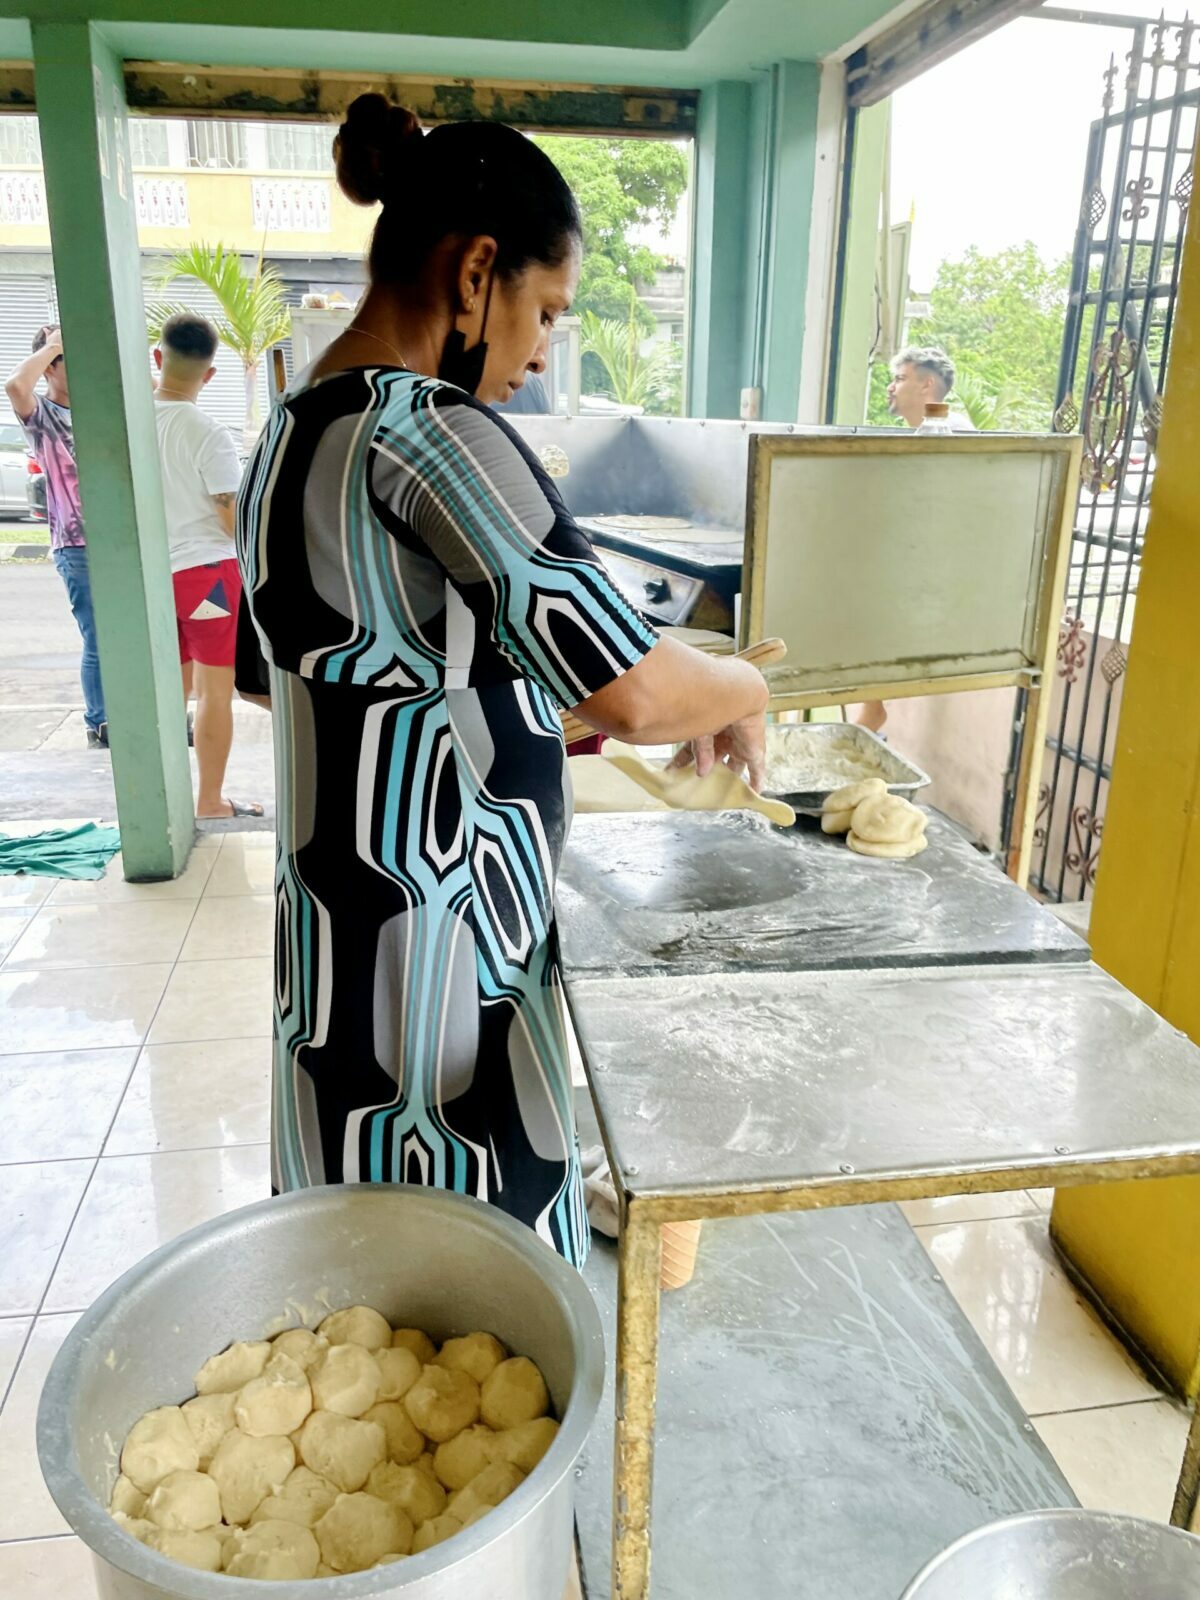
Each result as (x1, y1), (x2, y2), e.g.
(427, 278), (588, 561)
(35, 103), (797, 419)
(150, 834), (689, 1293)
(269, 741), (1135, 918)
(577, 515), (744, 572)
(557, 810), (1087, 978)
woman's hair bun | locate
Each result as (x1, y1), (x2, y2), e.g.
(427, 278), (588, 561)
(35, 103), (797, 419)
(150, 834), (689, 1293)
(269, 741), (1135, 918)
(334, 93), (424, 207)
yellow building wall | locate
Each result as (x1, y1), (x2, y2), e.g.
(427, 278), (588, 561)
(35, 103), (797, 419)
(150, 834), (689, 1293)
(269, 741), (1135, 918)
(0, 165), (375, 257)
(1050, 125), (1200, 1399)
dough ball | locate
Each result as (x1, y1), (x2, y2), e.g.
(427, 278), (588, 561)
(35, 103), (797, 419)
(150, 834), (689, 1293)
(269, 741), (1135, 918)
(109, 1475), (146, 1518)
(317, 1563), (337, 1576)
(112, 1512), (155, 1542)
(489, 1417), (560, 1475)
(446, 1460), (525, 1524)
(145, 1469), (222, 1533)
(195, 1339), (272, 1396)
(235, 1351), (313, 1437)
(317, 1306), (393, 1351)
(315, 1491), (414, 1572)
(363, 1400), (425, 1465)
(412, 1512), (464, 1554)
(480, 1358), (550, 1431)
(850, 793), (926, 844)
(298, 1411), (386, 1493)
(392, 1328), (438, 1365)
(223, 1518), (320, 1580)
(847, 831), (929, 860)
(271, 1327), (328, 1372)
(310, 1342), (381, 1417)
(368, 1460), (447, 1524)
(250, 1465), (339, 1529)
(415, 1451), (438, 1477)
(404, 1365), (481, 1443)
(435, 1332), (507, 1386)
(376, 1552), (407, 1566)
(182, 1392), (236, 1470)
(208, 1430), (294, 1525)
(433, 1424), (496, 1490)
(144, 1526), (224, 1572)
(823, 777), (887, 814)
(120, 1405), (200, 1495)
(375, 1345), (422, 1402)
(821, 809), (854, 835)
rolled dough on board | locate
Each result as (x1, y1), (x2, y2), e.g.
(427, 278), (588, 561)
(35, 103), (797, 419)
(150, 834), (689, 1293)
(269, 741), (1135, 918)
(569, 756), (670, 814)
(601, 743), (796, 828)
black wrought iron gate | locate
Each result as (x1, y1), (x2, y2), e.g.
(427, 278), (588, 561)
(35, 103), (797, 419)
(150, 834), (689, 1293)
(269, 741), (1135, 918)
(1016, 14), (1198, 901)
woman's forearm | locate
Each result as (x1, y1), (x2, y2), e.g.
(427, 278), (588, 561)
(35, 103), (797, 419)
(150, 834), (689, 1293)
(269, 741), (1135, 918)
(574, 635), (768, 745)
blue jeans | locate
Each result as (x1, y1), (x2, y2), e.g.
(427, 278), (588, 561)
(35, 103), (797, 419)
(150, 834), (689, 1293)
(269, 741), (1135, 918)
(53, 546), (106, 731)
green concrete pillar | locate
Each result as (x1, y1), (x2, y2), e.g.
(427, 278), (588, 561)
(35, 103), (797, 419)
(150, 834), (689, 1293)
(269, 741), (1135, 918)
(32, 20), (193, 880)
(832, 100), (890, 425)
(754, 60), (820, 424)
(689, 80), (753, 419)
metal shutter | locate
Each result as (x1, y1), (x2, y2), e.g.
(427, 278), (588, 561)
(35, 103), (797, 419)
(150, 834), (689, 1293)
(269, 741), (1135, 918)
(0, 275), (55, 423)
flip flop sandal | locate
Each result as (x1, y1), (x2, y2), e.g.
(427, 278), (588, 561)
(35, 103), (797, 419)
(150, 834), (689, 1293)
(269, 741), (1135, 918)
(221, 799), (264, 818)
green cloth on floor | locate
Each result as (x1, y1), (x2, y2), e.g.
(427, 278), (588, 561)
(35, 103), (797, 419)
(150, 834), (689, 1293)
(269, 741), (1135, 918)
(0, 822), (122, 880)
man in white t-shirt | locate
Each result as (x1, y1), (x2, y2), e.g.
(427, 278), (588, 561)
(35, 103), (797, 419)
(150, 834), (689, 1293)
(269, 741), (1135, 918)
(153, 313), (261, 819)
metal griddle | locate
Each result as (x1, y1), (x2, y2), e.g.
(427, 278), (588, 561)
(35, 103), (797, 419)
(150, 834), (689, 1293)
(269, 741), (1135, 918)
(558, 810), (1087, 979)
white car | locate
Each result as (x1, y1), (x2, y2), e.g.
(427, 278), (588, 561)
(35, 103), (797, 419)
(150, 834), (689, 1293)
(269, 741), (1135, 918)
(0, 422), (33, 519)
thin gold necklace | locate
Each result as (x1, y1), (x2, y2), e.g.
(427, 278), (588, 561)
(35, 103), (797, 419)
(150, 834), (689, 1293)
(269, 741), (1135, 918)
(347, 324), (410, 368)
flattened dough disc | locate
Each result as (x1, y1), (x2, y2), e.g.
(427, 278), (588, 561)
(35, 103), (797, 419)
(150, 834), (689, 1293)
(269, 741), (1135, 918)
(601, 744), (796, 828)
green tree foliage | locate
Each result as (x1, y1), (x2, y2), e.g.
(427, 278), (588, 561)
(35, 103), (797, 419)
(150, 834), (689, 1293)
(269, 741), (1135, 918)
(580, 309), (681, 411)
(866, 241), (1071, 430)
(146, 242), (291, 442)
(535, 136), (689, 326)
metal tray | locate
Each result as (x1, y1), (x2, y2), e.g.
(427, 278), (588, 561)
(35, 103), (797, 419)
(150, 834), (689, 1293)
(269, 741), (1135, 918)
(764, 721), (930, 812)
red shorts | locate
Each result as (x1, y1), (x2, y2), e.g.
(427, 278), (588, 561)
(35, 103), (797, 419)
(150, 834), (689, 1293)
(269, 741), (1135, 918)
(173, 559), (241, 668)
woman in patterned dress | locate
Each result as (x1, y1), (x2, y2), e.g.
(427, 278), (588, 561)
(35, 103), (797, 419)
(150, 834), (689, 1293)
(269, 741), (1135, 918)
(237, 97), (769, 1266)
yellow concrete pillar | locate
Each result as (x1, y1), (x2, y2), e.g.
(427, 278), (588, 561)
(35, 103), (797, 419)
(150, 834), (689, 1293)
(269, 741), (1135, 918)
(1050, 130), (1200, 1398)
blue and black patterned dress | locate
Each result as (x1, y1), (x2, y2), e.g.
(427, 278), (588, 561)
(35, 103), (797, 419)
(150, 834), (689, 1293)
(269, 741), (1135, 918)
(237, 368), (655, 1265)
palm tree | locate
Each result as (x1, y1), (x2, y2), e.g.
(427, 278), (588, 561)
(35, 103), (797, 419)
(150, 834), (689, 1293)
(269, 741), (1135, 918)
(951, 370), (1039, 432)
(580, 302), (679, 413)
(146, 243), (291, 447)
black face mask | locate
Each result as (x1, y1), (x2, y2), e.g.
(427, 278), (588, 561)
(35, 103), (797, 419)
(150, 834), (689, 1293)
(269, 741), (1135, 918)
(438, 269), (496, 396)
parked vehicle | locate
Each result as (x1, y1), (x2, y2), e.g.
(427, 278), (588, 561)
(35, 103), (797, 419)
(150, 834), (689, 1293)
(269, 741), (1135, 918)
(25, 451), (46, 522)
(0, 423), (34, 519)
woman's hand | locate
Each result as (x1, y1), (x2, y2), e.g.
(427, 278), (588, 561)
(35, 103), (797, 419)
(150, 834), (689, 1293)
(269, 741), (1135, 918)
(668, 708), (768, 793)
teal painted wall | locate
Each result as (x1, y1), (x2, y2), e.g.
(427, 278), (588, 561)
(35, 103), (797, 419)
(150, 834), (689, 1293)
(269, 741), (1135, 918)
(689, 80), (752, 419)
(758, 61), (821, 423)
(33, 19), (193, 878)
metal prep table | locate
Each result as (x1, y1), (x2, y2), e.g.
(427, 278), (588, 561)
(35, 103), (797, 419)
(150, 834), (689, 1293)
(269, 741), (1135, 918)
(559, 810), (1087, 979)
(559, 812), (1200, 1600)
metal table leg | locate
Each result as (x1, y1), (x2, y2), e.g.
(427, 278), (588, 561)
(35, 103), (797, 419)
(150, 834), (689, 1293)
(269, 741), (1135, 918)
(612, 1201), (662, 1600)
(1171, 1402), (1200, 1531)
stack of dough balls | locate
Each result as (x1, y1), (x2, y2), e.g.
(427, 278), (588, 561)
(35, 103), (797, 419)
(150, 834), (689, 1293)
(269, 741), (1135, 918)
(820, 777), (928, 860)
(109, 1307), (558, 1580)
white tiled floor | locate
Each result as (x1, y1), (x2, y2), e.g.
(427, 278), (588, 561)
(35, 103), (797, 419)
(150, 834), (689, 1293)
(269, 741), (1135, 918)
(0, 826), (1191, 1589)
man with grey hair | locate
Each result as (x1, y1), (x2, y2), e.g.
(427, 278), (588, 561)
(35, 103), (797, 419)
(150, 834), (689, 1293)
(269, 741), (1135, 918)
(887, 345), (956, 429)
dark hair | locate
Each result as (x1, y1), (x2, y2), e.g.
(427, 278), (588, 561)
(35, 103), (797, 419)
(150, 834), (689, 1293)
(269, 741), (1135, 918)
(334, 94), (581, 286)
(32, 325), (54, 353)
(161, 311), (219, 363)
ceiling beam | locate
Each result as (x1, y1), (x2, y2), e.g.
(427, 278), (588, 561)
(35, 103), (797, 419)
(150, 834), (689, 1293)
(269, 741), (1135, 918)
(0, 59), (698, 135)
(846, 0), (1043, 107)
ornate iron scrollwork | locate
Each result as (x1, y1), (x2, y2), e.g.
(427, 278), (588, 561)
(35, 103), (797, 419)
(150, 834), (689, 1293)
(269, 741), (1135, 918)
(1084, 182), (1108, 232)
(1100, 642), (1128, 685)
(1081, 329), (1137, 492)
(1123, 174), (1154, 222)
(1057, 613), (1088, 684)
(1174, 166), (1192, 216)
(1066, 806), (1105, 888)
(1033, 783), (1052, 851)
(1053, 392), (1081, 434)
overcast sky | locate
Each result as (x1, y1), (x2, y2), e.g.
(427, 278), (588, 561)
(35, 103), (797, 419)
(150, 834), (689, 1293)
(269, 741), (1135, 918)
(891, 1), (1184, 286)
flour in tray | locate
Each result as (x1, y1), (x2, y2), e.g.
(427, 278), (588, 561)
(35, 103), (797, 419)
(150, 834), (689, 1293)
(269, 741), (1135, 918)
(764, 732), (889, 795)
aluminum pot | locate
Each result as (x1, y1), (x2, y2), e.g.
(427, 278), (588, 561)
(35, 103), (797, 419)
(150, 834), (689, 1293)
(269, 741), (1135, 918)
(900, 1509), (1200, 1600)
(38, 1184), (604, 1600)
